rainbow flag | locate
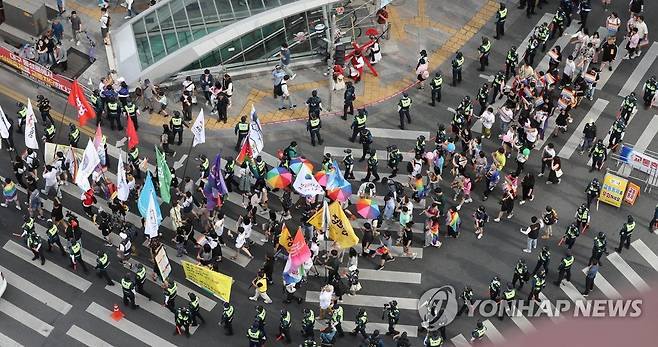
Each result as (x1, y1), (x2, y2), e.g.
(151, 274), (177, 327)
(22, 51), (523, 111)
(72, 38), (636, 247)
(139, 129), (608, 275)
(3, 181), (16, 199)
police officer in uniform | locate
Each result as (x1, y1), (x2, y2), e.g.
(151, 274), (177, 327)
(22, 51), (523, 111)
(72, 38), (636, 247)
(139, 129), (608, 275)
(306, 90), (323, 118)
(199, 154), (210, 180)
(585, 178), (601, 208)
(501, 282), (516, 320)
(470, 320), (486, 343)
(175, 307), (191, 337)
(343, 149), (355, 180)
(164, 280), (177, 313)
(619, 93), (637, 123)
(528, 269), (546, 302)
(89, 89), (103, 123)
(387, 145), (403, 178)
(170, 111), (188, 145)
(331, 303), (344, 337)
(302, 338), (317, 347)
(28, 233), (45, 265)
(188, 292), (205, 326)
(489, 276), (501, 301)
(68, 123), (80, 148)
(37, 95), (55, 124)
(589, 232), (608, 266)
(456, 286), (474, 316)
(616, 215), (635, 254)
(425, 330), (443, 347)
(398, 92), (412, 129)
(342, 82), (356, 120)
(533, 246), (550, 275)
(106, 97), (123, 130)
(504, 46), (518, 81)
(429, 72), (443, 106)
(385, 300), (400, 336)
(351, 307), (368, 338)
(415, 135), (426, 156)
(307, 112), (323, 146)
(44, 120), (56, 142)
(554, 251), (574, 285)
(276, 309), (292, 343)
(301, 308), (315, 339)
(16, 102), (27, 133)
(451, 51), (464, 86)
(234, 116), (249, 151)
(221, 302), (235, 335)
(123, 98), (139, 130)
(134, 263), (152, 299)
(224, 156), (237, 191)
(45, 219), (66, 255)
(129, 146), (141, 179)
(255, 305), (266, 334)
(68, 238), (88, 273)
(476, 83), (489, 116)
(643, 76), (657, 107)
(494, 3), (507, 39)
(350, 108), (368, 142)
(95, 250), (114, 285)
(562, 222), (580, 250)
(362, 150), (380, 182)
(512, 259), (529, 289)
(490, 71), (505, 103)
(589, 139), (607, 172)
(254, 156), (268, 188)
(358, 128), (373, 162)
(121, 273), (139, 309)
(478, 37), (491, 72)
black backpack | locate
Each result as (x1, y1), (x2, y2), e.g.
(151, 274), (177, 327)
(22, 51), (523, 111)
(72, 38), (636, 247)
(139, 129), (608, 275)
(274, 83), (283, 96)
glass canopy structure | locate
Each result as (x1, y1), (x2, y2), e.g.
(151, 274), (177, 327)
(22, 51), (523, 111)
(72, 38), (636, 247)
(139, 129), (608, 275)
(112, 0), (341, 85)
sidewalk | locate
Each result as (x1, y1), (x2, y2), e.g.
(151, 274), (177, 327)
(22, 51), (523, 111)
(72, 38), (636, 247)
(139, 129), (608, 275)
(142, 0), (498, 132)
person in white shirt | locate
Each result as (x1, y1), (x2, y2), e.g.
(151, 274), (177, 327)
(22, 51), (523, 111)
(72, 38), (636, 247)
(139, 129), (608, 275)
(170, 199), (183, 230)
(357, 182), (376, 198)
(562, 55), (576, 86)
(539, 143), (556, 177)
(634, 15), (648, 55)
(99, 7), (110, 45)
(278, 75), (296, 110)
(125, 0), (135, 19)
(497, 104), (514, 135)
(42, 165), (60, 198)
(480, 106), (495, 139)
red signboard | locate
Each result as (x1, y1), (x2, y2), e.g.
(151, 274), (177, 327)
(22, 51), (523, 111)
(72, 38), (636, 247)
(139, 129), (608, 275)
(0, 45), (73, 94)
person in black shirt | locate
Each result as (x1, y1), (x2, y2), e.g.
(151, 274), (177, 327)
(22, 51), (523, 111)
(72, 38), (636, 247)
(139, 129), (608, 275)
(361, 223), (375, 257)
(522, 216), (541, 253)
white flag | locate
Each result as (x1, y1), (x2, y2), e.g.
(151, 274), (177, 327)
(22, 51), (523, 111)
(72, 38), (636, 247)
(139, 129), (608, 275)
(293, 164), (324, 197)
(75, 139), (101, 191)
(0, 105), (10, 139)
(144, 192), (161, 238)
(117, 152), (130, 201)
(191, 109), (205, 147)
(24, 99), (39, 150)
(248, 105), (264, 158)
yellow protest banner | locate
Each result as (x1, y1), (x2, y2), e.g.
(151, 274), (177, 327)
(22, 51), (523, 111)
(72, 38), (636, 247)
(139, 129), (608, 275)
(278, 224), (293, 252)
(182, 261), (233, 302)
(599, 173), (628, 208)
(308, 201), (359, 248)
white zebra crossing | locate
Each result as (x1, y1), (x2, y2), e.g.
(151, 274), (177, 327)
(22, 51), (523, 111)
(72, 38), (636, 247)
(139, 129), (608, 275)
(618, 115), (658, 177)
(631, 239), (658, 273)
(66, 325), (114, 347)
(86, 302), (178, 347)
(481, 319), (506, 345)
(596, 37), (629, 90)
(557, 98), (609, 159)
(0, 332), (22, 347)
(618, 42), (658, 96)
(304, 291), (418, 310)
(505, 306), (536, 334)
(607, 252), (651, 292)
(581, 268), (622, 299)
(0, 299), (54, 337)
(0, 265), (72, 314)
(451, 334), (471, 347)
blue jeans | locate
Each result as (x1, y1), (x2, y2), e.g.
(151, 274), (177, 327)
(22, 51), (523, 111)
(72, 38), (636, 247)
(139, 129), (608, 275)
(526, 237), (537, 250)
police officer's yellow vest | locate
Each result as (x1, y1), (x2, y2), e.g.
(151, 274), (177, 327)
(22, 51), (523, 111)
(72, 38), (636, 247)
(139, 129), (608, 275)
(454, 56), (464, 68)
(121, 278), (133, 290)
(124, 104), (136, 114)
(356, 113), (367, 126)
(97, 253), (109, 268)
(70, 242), (81, 255)
(257, 309), (266, 321)
(136, 266), (146, 281)
(200, 158), (209, 171)
(18, 107), (27, 119)
(70, 128), (80, 141)
(247, 328), (261, 339)
(431, 76), (443, 89)
(238, 122), (249, 132)
(46, 125), (56, 136)
(498, 8), (507, 21)
(481, 41), (491, 54)
(310, 118), (320, 128)
(504, 289), (516, 300)
(429, 336), (443, 346)
(107, 102), (118, 111)
(189, 296), (200, 310)
(562, 256), (574, 268)
(130, 148), (139, 160)
(47, 224), (58, 238)
(171, 117), (182, 127)
(166, 282), (177, 296)
(400, 97), (411, 108)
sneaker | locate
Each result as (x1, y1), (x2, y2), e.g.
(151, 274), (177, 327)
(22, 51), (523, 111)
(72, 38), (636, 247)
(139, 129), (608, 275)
(519, 200), (526, 205)
(537, 173), (544, 177)
(523, 249), (531, 253)
(411, 253), (417, 260)
(0, 203), (6, 207)
(377, 265), (384, 271)
(507, 213), (514, 219)
(477, 234), (483, 239)
(529, 195), (534, 201)
(494, 218), (501, 222)
(16, 205), (21, 210)
(248, 297), (257, 301)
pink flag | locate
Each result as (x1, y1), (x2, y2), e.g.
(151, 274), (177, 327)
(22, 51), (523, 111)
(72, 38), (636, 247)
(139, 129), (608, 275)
(289, 227), (311, 269)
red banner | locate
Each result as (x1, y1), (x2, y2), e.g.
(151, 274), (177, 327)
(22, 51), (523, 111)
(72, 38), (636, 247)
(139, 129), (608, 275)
(0, 45), (73, 94)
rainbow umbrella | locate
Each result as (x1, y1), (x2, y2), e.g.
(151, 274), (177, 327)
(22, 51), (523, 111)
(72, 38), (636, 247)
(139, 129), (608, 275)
(290, 157), (314, 175)
(266, 167), (293, 189)
(314, 171), (329, 187)
(356, 198), (380, 219)
(327, 183), (352, 202)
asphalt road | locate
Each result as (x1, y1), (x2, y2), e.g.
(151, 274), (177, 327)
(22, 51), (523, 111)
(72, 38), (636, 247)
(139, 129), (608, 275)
(1, 1), (658, 346)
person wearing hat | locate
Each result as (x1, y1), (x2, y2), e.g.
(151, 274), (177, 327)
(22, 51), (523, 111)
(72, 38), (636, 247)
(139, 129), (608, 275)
(174, 307), (191, 337)
(616, 215), (635, 254)
(306, 89), (323, 118)
(307, 111), (323, 146)
(37, 94), (55, 125)
(188, 292), (205, 326)
(170, 111), (188, 146)
(429, 71), (443, 106)
(68, 123), (80, 148)
(451, 51), (464, 86)
(358, 128), (373, 162)
(478, 36), (491, 72)
(343, 149), (355, 179)
(362, 150), (380, 182)
(221, 301), (235, 335)
(350, 108), (368, 142)
(276, 308), (292, 342)
(234, 115), (250, 151)
(272, 64), (285, 99)
(331, 302), (345, 337)
(343, 81), (356, 120)
(397, 92), (412, 129)
(106, 96), (123, 131)
(554, 251), (574, 286)
(121, 273), (139, 309)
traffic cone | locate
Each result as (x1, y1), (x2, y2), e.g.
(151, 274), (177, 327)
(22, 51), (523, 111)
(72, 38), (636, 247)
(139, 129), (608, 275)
(111, 304), (124, 321)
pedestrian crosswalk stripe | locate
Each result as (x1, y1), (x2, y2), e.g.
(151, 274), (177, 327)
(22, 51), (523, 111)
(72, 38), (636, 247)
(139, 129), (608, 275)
(516, 13), (554, 56)
(482, 319), (506, 345)
(618, 115), (658, 176)
(450, 333), (471, 347)
(357, 268), (422, 284)
(86, 302), (178, 347)
(351, 171), (412, 185)
(505, 306), (536, 334)
(559, 281), (586, 303)
(631, 240), (658, 273)
(348, 193), (425, 210)
(104, 284), (199, 335)
(353, 219), (426, 234)
(557, 98), (609, 159)
(2, 240), (92, 292)
(351, 243), (424, 259)
(618, 42), (658, 96)
(258, 150), (280, 167)
(0, 298), (54, 337)
(304, 291), (418, 310)
(596, 37), (629, 90)
(323, 146), (415, 162)
(312, 320), (419, 337)
(0, 332), (22, 347)
(0, 265), (72, 315)
(66, 325), (114, 347)
(587, 107), (639, 167)
(537, 293), (565, 322)
(607, 252), (651, 292)
(367, 127), (430, 140)
(581, 268), (622, 299)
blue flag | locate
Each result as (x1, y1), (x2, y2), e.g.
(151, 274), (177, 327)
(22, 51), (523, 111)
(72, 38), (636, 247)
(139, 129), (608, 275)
(326, 159), (347, 190)
(138, 172), (162, 220)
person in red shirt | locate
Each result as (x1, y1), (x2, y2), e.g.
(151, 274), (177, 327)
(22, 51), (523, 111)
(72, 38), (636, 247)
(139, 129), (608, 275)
(82, 188), (97, 217)
(376, 6), (389, 39)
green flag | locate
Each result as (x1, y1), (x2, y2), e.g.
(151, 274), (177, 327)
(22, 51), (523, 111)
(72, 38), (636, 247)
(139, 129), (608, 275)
(155, 146), (172, 203)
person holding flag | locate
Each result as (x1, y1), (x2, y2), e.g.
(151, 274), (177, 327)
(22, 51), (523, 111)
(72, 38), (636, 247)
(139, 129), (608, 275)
(68, 80), (95, 126)
(0, 105), (15, 152)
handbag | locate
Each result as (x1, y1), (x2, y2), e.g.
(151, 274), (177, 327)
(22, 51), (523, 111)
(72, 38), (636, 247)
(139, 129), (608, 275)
(555, 168), (563, 178)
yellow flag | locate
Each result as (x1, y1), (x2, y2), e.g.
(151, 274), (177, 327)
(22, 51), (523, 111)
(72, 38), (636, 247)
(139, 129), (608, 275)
(182, 261), (233, 302)
(278, 224), (294, 252)
(308, 201), (359, 248)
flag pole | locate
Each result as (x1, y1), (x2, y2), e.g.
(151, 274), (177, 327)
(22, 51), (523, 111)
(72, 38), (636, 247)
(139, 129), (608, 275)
(180, 140), (194, 181)
(53, 100), (71, 146)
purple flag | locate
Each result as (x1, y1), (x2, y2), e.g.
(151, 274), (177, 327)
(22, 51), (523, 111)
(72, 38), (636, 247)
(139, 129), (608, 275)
(203, 154), (228, 209)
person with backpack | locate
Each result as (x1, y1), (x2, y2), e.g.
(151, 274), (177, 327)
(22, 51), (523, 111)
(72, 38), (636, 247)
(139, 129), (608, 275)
(541, 205), (559, 239)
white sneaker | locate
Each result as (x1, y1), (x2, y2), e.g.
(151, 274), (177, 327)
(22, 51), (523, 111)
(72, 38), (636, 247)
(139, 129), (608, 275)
(76, 41), (80, 46)
(477, 234), (483, 239)
(411, 253), (417, 260)
(507, 214), (514, 219)
(523, 249), (531, 253)
(537, 173), (544, 177)
(16, 205), (21, 210)
(494, 218), (501, 222)
(0, 203), (6, 207)
(519, 200), (526, 205)
(248, 296), (257, 301)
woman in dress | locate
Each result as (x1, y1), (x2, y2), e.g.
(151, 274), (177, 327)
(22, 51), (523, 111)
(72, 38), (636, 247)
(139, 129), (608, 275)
(416, 50), (429, 89)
